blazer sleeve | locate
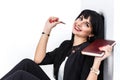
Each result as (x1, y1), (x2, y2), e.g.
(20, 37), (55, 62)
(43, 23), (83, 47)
(38, 40), (69, 65)
(80, 56), (94, 80)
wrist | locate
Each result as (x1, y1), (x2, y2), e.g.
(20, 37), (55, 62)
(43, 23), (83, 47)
(90, 67), (100, 75)
(92, 58), (101, 70)
(42, 32), (50, 36)
(94, 57), (102, 64)
(90, 58), (101, 76)
(43, 28), (51, 35)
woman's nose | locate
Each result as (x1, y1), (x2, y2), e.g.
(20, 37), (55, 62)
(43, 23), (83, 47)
(77, 24), (81, 27)
(76, 22), (83, 27)
(76, 19), (84, 27)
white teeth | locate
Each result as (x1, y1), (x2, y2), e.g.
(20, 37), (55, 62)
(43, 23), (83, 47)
(75, 26), (80, 31)
(76, 27), (79, 30)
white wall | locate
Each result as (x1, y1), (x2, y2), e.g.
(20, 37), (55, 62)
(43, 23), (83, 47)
(80, 0), (114, 80)
(113, 0), (120, 80)
(0, 0), (81, 79)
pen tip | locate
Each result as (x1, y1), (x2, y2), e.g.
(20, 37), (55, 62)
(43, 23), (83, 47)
(60, 21), (66, 24)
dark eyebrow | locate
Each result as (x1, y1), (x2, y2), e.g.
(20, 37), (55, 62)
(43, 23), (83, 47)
(79, 15), (92, 26)
(82, 16), (91, 25)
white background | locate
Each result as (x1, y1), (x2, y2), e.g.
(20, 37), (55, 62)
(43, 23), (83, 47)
(113, 0), (120, 80)
(0, 0), (81, 79)
(0, 0), (120, 80)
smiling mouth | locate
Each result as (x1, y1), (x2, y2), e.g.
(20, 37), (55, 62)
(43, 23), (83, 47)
(74, 26), (82, 32)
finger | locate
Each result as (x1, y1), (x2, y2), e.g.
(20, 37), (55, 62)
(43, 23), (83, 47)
(104, 45), (112, 52)
(102, 46), (112, 58)
(49, 17), (59, 23)
(99, 45), (112, 51)
(107, 47), (112, 52)
(51, 18), (59, 22)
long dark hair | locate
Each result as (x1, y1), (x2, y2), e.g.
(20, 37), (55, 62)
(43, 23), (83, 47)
(71, 9), (105, 42)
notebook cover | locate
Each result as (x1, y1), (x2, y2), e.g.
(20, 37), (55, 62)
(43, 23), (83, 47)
(81, 39), (116, 57)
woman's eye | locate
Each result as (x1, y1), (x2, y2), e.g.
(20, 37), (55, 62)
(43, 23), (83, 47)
(85, 23), (90, 27)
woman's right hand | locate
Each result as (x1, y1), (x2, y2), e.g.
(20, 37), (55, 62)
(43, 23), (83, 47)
(43, 17), (64, 34)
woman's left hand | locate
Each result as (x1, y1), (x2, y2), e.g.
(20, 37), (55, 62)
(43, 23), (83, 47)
(94, 45), (113, 62)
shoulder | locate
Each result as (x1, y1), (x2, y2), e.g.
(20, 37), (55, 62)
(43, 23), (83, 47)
(56, 40), (73, 51)
(60, 40), (72, 47)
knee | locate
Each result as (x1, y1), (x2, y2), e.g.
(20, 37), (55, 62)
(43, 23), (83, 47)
(21, 58), (33, 62)
(19, 58), (34, 65)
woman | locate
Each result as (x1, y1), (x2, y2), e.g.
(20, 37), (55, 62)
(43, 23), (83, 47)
(1, 9), (112, 80)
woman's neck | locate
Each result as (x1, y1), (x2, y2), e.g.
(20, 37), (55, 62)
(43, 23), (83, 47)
(73, 35), (87, 46)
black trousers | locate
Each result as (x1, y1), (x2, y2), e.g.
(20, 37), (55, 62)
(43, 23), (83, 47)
(1, 59), (51, 80)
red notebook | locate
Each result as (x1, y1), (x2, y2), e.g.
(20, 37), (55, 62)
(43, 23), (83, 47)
(81, 39), (116, 57)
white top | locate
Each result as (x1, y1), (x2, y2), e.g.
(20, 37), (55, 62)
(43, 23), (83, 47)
(58, 57), (68, 80)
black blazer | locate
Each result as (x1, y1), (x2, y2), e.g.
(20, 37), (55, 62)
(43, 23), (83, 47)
(39, 40), (103, 80)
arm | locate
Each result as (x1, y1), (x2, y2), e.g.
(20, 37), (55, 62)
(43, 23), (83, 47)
(34, 17), (63, 64)
(86, 45), (112, 80)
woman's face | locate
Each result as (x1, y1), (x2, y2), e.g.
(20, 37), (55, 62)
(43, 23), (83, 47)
(72, 15), (93, 38)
